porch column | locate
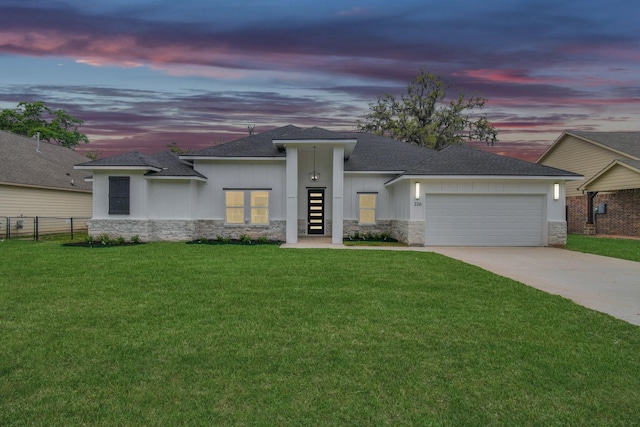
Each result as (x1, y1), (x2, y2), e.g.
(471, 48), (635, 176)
(285, 146), (298, 243)
(332, 145), (344, 244)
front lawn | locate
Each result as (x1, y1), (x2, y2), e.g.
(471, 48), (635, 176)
(566, 234), (640, 262)
(1, 241), (639, 426)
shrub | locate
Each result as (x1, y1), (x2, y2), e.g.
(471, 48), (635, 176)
(131, 235), (141, 244)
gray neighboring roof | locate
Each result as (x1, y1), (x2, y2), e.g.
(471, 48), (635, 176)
(618, 159), (640, 170)
(187, 125), (301, 157)
(342, 132), (437, 171)
(406, 144), (582, 177)
(567, 131), (640, 158)
(0, 130), (92, 192)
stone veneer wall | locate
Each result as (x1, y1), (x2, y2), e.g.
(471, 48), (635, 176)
(88, 219), (286, 242)
(342, 220), (392, 238)
(391, 220), (425, 246)
(547, 220), (567, 247)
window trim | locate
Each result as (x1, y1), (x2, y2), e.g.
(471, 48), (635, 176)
(358, 192), (377, 224)
(108, 176), (130, 215)
(224, 189), (271, 225)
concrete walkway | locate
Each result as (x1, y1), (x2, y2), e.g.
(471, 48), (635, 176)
(281, 239), (640, 326)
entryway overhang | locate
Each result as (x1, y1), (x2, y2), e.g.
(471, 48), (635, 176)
(274, 133), (357, 245)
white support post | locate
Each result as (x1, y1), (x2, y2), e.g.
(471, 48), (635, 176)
(285, 146), (298, 243)
(332, 146), (344, 245)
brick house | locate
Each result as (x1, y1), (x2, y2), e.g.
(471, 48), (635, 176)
(537, 131), (640, 237)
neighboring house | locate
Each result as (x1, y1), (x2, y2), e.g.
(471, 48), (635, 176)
(537, 131), (640, 237)
(75, 125), (580, 246)
(0, 130), (92, 228)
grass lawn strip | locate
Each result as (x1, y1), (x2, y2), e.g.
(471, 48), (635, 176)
(1, 241), (639, 425)
(566, 234), (640, 262)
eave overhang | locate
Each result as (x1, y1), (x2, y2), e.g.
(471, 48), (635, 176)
(74, 165), (162, 172)
(385, 174), (584, 186)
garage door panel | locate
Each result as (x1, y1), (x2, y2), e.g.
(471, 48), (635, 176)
(425, 194), (544, 246)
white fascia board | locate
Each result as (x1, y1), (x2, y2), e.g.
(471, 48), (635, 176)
(144, 176), (207, 182)
(74, 165), (162, 172)
(385, 174), (584, 186)
(181, 156), (285, 161)
(344, 170), (404, 175)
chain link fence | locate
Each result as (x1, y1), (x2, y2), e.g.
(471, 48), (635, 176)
(0, 216), (90, 241)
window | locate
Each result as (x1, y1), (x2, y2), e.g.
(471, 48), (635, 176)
(251, 191), (269, 224)
(225, 190), (270, 225)
(359, 193), (376, 224)
(225, 191), (245, 224)
(109, 176), (130, 215)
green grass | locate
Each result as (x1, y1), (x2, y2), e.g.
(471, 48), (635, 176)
(566, 234), (640, 262)
(1, 240), (640, 426)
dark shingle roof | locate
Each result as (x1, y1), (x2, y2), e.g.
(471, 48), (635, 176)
(342, 132), (437, 171)
(76, 151), (164, 169)
(144, 151), (207, 179)
(188, 125), (302, 157)
(0, 130), (92, 191)
(567, 131), (640, 158)
(407, 144), (581, 177)
(76, 150), (206, 179)
(77, 126), (579, 180)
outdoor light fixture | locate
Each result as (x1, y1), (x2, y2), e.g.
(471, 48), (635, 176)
(553, 183), (560, 200)
(415, 182), (420, 199)
(308, 146), (320, 182)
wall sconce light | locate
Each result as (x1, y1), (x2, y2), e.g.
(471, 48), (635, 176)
(553, 183), (560, 200)
(415, 182), (420, 200)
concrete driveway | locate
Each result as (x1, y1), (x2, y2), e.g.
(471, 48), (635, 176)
(431, 247), (640, 327)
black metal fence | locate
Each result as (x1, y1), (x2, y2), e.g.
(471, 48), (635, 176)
(0, 216), (90, 241)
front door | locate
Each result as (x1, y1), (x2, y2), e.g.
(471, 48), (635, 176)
(307, 189), (325, 234)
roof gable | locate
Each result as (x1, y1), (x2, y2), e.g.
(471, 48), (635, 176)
(0, 130), (92, 192)
(579, 159), (640, 192)
(539, 131), (640, 163)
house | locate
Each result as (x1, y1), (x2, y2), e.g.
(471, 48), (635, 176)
(0, 130), (92, 234)
(537, 131), (640, 237)
(75, 125), (581, 246)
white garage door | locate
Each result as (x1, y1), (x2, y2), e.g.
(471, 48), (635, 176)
(425, 194), (545, 246)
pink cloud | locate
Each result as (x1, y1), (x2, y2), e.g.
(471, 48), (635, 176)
(463, 69), (568, 85)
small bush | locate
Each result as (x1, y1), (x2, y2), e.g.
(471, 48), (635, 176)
(131, 235), (141, 244)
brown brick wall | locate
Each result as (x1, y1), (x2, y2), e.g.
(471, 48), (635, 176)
(566, 189), (640, 237)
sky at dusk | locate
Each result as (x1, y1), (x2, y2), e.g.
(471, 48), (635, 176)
(1, 0), (639, 161)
